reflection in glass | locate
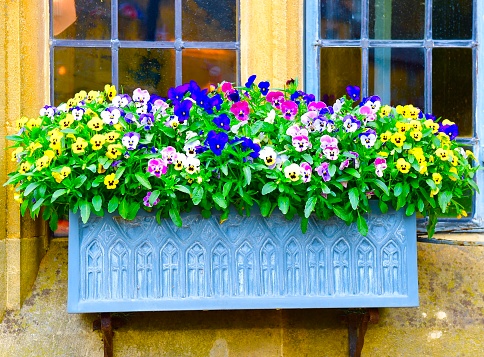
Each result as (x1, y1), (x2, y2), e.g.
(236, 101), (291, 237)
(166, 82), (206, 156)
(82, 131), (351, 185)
(369, 48), (424, 109)
(182, 0), (237, 42)
(433, 48), (473, 137)
(433, 0), (473, 40)
(54, 47), (112, 105)
(320, 48), (361, 102)
(369, 0), (424, 40)
(119, 0), (175, 41)
(119, 49), (175, 97)
(182, 49), (236, 88)
(54, 0), (111, 40)
(320, 0), (361, 40)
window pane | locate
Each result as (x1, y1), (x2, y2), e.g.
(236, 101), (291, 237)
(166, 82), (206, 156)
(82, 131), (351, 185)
(432, 48), (473, 137)
(182, 0), (237, 42)
(369, 48), (424, 109)
(319, 48), (361, 102)
(118, 0), (175, 41)
(320, 0), (361, 40)
(53, 0), (111, 40)
(182, 49), (237, 87)
(433, 0), (473, 40)
(54, 47), (112, 105)
(119, 48), (176, 97)
(369, 0), (424, 40)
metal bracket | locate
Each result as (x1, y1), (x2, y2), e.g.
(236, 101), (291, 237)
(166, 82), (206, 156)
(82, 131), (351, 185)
(93, 313), (125, 357)
(345, 308), (380, 357)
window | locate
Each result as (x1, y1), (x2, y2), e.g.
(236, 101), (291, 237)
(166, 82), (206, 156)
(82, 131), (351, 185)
(51, 0), (239, 105)
(305, 0), (484, 233)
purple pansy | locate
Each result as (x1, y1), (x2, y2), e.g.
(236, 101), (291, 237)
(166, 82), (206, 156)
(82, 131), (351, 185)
(228, 90), (241, 102)
(346, 85), (360, 101)
(206, 130), (229, 156)
(300, 162), (312, 183)
(439, 123), (459, 140)
(167, 83), (189, 104)
(359, 129), (377, 148)
(192, 89), (212, 113)
(210, 93), (223, 111)
(245, 74), (257, 89)
(315, 162), (331, 182)
(122, 132), (141, 150)
(213, 114), (231, 131)
(40, 105), (56, 118)
(112, 94), (131, 108)
(266, 91), (285, 109)
(143, 191), (160, 207)
(343, 115), (361, 132)
(139, 113), (155, 130)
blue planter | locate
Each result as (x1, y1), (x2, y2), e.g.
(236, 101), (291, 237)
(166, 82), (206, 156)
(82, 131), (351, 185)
(67, 205), (418, 313)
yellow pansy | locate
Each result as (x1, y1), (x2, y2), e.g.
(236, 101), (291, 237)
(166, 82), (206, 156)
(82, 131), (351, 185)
(75, 90), (87, 102)
(105, 131), (120, 143)
(284, 163), (301, 181)
(19, 161), (32, 174)
(87, 117), (104, 131)
(379, 105), (392, 116)
(49, 130), (64, 149)
(66, 98), (78, 109)
(430, 188), (439, 197)
(26, 117), (42, 130)
(14, 194), (23, 203)
(409, 120), (422, 131)
(419, 163), (428, 175)
(450, 154), (458, 166)
(35, 155), (51, 171)
(449, 167), (458, 181)
(98, 164), (107, 174)
(106, 144), (122, 159)
(442, 119), (455, 126)
(52, 167), (71, 183)
(105, 84), (117, 101)
(409, 147), (424, 157)
(59, 114), (75, 129)
(104, 173), (119, 189)
(457, 210), (468, 219)
(15, 117), (29, 131)
(435, 148), (451, 161)
(390, 132), (406, 147)
(396, 122), (410, 133)
(432, 173), (443, 185)
(28, 141), (43, 154)
(396, 158), (410, 174)
(380, 131), (392, 142)
(424, 119), (439, 133)
(97, 93), (106, 104)
(12, 147), (23, 162)
(437, 132), (450, 144)
(396, 104), (420, 119)
(410, 130), (422, 141)
(72, 137), (88, 154)
(465, 150), (477, 161)
(377, 151), (388, 158)
(86, 90), (99, 103)
(90, 134), (106, 151)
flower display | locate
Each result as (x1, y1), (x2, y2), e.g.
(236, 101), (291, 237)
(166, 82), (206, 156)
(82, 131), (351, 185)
(4, 76), (480, 237)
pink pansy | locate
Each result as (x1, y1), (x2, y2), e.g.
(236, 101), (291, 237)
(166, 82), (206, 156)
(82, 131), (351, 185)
(320, 134), (338, 149)
(221, 81), (234, 95)
(359, 105), (376, 122)
(230, 101), (250, 121)
(292, 135), (311, 152)
(133, 88), (150, 104)
(301, 110), (319, 125)
(286, 125), (308, 137)
(161, 146), (177, 164)
(147, 158), (167, 177)
(300, 162), (312, 183)
(307, 101), (327, 112)
(152, 99), (169, 114)
(266, 91), (285, 109)
(281, 100), (298, 120)
(323, 145), (340, 160)
(374, 157), (387, 177)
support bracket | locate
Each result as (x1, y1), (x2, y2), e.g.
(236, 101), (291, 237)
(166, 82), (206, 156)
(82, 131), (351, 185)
(345, 308), (380, 357)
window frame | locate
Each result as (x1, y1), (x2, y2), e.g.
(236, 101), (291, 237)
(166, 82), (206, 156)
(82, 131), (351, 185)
(305, 0), (484, 235)
(49, 0), (241, 101)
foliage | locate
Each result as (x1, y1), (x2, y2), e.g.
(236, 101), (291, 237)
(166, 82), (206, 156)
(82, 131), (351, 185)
(4, 76), (480, 237)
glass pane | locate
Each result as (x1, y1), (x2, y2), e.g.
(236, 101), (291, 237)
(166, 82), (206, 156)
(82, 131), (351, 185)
(182, 0), (237, 42)
(369, 0), (424, 40)
(320, 0), (361, 40)
(118, 0), (175, 41)
(53, 0), (111, 40)
(54, 47), (112, 105)
(182, 49), (237, 87)
(433, 0), (473, 40)
(319, 48), (361, 102)
(119, 48), (176, 97)
(432, 48), (473, 137)
(369, 48), (424, 109)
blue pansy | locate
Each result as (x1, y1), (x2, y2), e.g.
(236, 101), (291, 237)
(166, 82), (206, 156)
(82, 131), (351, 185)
(245, 74), (257, 89)
(210, 93), (223, 111)
(205, 130), (229, 156)
(346, 85), (361, 101)
(258, 81), (270, 96)
(174, 99), (193, 123)
(168, 83), (189, 104)
(213, 114), (231, 131)
(228, 90), (240, 102)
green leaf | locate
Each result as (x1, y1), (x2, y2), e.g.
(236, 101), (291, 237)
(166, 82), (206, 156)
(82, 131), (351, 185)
(114, 166), (126, 181)
(222, 182), (232, 197)
(406, 203), (415, 216)
(438, 191), (453, 213)
(349, 187), (359, 210)
(304, 196), (317, 218)
(118, 199), (129, 219)
(169, 207), (182, 227)
(161, 126), (176, 138)
(51, 189), (67, 203)
(5, 135), (23, 142)
(425, 179), (437, 190)
(213, 192), (228, 209)
(333, 205), (350, 222)
(79, 200), (91, 223)
(278, 196), (290, 214)
(262, 182), (277, 195)
(20, 200), (28, 216)
(92, 195), (102, 212)
(74, 175), (87, 189)
(345, 168), (361, 178)
(192, 186), (204, 205)
(260, 199), (271, 217)
(417, 198), (425, 212)
(394, 183), (403, 197)
(357, 215), (368, 236)
(174, 185), (191, 195)
(220, 164), (228, 176)
(127, 202), (140, 220)
(379, 200), (388, 214)
(24, 182), (40, 197)
(135, 173), (152, 189)
(149, 190), (160, 205)
(242, 166), (251, 186)
(108, 196), (119, 213)
(301, 154), (313, 165)
(300, 217), (309, 234)
(31, 197), (45, 214)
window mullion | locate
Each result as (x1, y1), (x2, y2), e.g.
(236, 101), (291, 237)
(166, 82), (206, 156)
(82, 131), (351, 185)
(361, 0), (369, 98)
(175, 0), (183, 86)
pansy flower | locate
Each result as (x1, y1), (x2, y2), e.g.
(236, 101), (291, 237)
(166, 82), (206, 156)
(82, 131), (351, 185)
(71, 107), (85, 121)
(359, 105), (376, 122)
(26, 118), (42, 130)
(325, 119), (336, 132)
(105, 131), (120, 143)
(230, 101), (250, 121)
(300, 110), (318, 127)
(168, 83), (189, 104)
(112, 94), (132, 108)
(104, 85), (117, 101)
(174, 153), (187, 170)
(52, 167), (71, 183)
(245, 74), (257, 89)
(87, 117), (104, 131)
(264, 109), (276, 124)
(258, 81), (270, 96)
(184, 139), (201, 157)
(343, 115), (361, 132)
(320, 135), (338, 150)
(374, 157), (387, 178)
(213, 114), (231, 131)
(308, 101), (327, 112)
(90, 134), (106, 151)
(281, 101), (298, 120)
(101, 107), (124, 125)
(139, 113), (155, 129)
(40, 105), (56, 118)
(104, 173), (119, 189)
(300, 162), (312, 183)
(35, 155), (51, 171)
(184, 156), (200, 174)
(133, 88), (150, 105)
(266, 91), (285, 109)
(161, 146), (177, 164)
(106, 144), (123, 159)
(143, 191), (160, 208)
(390, 132), (406, 147)
(150, 96), (169, 114)
(259, 146), (278, 167)
(147, 158), (168, 177)
(19, 161), (32, 174)
(286, 125), (308, 137)
(410, 130), (422, 141)
(346, 85), (360, 101)
(28, 142), (43, 154)
(71, 137), (88, 154)
(315, 162), (331, 182)
(380, 131), (392, 142)
(174, 99), (193, 123)
(122, 132), (140, 150)
(432, 173), (443, 185)
(424, 119), (440, 133)
(439, 119), (459, 140)
(292, 135), (311, 152)
(323, 145), (339, 160)
(86, 90), (99, 103)
(379, 105), (392, 117)
(359, 129), (377, 148)
(206, 130), (229, 156)
(210, 93), (223, 112)
(435, 148), (451, 161)
(284, 163), (300, 181)
(165, 115), (180, 129)
(396, 158), (410, 174)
